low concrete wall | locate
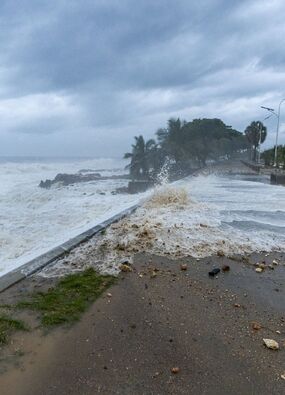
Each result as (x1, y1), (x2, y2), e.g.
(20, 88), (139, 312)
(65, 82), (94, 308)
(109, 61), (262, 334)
(0, 204), (138, 293)
(240, 160), (260, 173)
(270, 173), (285, 185)
(128, 180), (155, 194)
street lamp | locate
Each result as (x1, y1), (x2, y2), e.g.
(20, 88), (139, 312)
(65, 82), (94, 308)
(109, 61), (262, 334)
(261, 98), (285, 167)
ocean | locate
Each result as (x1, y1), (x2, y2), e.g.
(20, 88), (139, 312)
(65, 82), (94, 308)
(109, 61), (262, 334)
(0, 157), (146, 276)
(1, 157), (285, 277)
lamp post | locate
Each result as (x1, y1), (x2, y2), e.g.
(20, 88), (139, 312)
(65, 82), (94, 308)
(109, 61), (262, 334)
(261, 98), (285, 167)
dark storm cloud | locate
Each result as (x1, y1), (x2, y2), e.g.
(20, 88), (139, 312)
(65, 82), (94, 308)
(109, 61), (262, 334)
(0, 0), (285, 156)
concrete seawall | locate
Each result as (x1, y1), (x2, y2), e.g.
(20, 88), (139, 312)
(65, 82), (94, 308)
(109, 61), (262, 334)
(270, 172), (285, 185)
(0, 204), (138, 293)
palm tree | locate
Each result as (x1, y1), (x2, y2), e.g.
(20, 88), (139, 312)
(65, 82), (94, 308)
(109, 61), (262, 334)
(124, 135), (157, 180)
(156, 118), (186, 162)
(244, 121), (267, 162)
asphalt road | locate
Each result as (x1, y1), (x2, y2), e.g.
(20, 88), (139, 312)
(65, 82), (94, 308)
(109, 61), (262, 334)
(0, 252), (285, 395)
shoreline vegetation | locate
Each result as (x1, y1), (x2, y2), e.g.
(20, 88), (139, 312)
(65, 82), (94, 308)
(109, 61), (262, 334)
(123, 117), (267, 183)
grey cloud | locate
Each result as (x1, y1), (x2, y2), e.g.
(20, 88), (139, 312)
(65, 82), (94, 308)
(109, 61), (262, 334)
(0, 0), (284, 156)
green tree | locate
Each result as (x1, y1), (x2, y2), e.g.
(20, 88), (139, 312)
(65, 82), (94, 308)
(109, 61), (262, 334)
(157, 118), (248, 167)
(244, 121), (267, 162)
(262, 145), (285, 168)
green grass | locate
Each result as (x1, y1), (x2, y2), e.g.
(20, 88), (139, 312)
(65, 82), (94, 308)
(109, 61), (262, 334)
(0, 315), (27, 345)
(17, 268), (115, 327)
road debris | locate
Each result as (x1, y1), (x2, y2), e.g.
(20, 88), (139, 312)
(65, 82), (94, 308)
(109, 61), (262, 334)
(120, 264), (133, 272)
(208, 268), (220, 277)
(263, 338), (279, 350)
(252, 322), (262, 331)
(150, 271), (157, 278)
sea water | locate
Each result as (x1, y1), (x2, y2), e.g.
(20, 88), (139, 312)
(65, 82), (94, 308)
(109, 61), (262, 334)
(1, 158), (285, 277)
(41, 171), (285, 277)
(0, 157), (145, 275)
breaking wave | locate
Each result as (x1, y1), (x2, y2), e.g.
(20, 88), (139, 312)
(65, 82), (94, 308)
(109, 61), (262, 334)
(145, 186), (189, 208)
(40, 176), (285, 277)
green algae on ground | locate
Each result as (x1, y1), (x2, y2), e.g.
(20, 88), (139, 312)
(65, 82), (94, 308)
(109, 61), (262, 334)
(0, 315), (27, 345)
(17, 268), (115, 327)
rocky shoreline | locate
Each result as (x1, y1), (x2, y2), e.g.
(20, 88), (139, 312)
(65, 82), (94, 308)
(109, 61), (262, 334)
(39, 172), (130, 189)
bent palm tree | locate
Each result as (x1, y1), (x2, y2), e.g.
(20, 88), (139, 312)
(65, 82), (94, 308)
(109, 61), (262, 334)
(124, 135), (157, 180)
(245, 121), (267, 162)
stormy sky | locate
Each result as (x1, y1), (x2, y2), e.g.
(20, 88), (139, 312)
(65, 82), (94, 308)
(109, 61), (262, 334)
(1, 0), (285, 157)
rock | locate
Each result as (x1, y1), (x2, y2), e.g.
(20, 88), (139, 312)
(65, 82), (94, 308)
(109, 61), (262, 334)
(281, 373), (285, 380)
(171, 367), (180, 374)
(222, 265), (230, 272)
(252, 322), (262, 330)
(255, 268), (263, 273)
(217, 250), (225, 257)
(39, 172), (129, 188)
(150, 271), (157, 278)
(120, 259), (131, 266)
(208, 268), (220, 277)
(107, 293), (112, 298)
(39, 172), (102, 188)
(180, 264), (188, 271)
(263, 338), (279, 350)
(234, 303), (241, 308)
(272, 259), (279, 265)
(120, 264), (133, 272)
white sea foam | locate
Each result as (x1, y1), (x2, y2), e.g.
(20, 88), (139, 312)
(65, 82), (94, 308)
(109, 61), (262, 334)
(41, 174), (285, 277)
(0, 157), (149, 275)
